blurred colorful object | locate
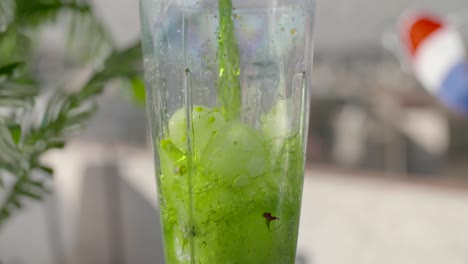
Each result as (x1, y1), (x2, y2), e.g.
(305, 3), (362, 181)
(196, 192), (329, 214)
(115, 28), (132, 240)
(400, 11), (468, 115)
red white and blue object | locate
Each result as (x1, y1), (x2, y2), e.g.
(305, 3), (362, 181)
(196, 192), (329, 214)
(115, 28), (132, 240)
(400, 11), (468, 115)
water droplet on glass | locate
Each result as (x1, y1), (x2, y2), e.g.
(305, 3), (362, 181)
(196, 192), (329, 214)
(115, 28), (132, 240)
(232, 66), (240, 76)
(250, 98), (259, 106)
(296, 60), (305, 71)
(232, 14), (241, 20)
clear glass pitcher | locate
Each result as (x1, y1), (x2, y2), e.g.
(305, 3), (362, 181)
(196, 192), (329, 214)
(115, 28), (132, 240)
(140, 0), (315, 263)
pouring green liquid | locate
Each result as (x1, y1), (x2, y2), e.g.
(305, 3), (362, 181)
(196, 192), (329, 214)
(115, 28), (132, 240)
(217, 0), (241, 121)
(157, 1), (304, 263)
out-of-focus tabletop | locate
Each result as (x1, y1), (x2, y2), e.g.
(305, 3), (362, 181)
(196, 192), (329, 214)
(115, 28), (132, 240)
(1, 141), (468, 264)
(299, 167), (468, 264)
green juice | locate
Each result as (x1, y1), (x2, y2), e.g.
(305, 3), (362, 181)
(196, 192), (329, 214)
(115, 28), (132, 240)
(156, 0), (305, 263)
(158, 105), (303, 263)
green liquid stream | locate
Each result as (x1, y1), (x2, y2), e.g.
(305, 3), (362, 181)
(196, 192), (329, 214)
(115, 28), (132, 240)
(217, 0), (241, 121)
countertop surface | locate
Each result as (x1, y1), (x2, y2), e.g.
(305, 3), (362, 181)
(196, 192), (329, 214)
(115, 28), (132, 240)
(1, 141), (468, 264)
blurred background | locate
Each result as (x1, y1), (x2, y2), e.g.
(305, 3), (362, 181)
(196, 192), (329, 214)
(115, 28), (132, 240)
(1, 0), (468, 263)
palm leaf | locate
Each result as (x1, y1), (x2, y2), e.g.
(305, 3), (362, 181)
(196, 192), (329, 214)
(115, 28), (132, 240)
(0, 78), (39, 109)
(0, 27), (32, 68)
(0, 0), (144, 230)
(0, 62), (25, 78)
(12, 0), (113, 66)
(66, 10), (114, 65)
(0, 0), (15, 29)
(14, 0), (91, 27)
(0, 121), (25, 170)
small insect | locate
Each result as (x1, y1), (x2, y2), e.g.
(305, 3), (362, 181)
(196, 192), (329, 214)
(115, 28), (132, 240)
(263, 212), (279, 231)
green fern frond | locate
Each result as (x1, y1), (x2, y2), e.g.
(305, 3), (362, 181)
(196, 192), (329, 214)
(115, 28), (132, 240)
(0, 42), (143, 227)
(0, 0), (143, 230)
(0, 0), (15, 29)
(66, 11), (114, 65)
(14, 0), (91, 27)
(0, 63), (38, 110)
